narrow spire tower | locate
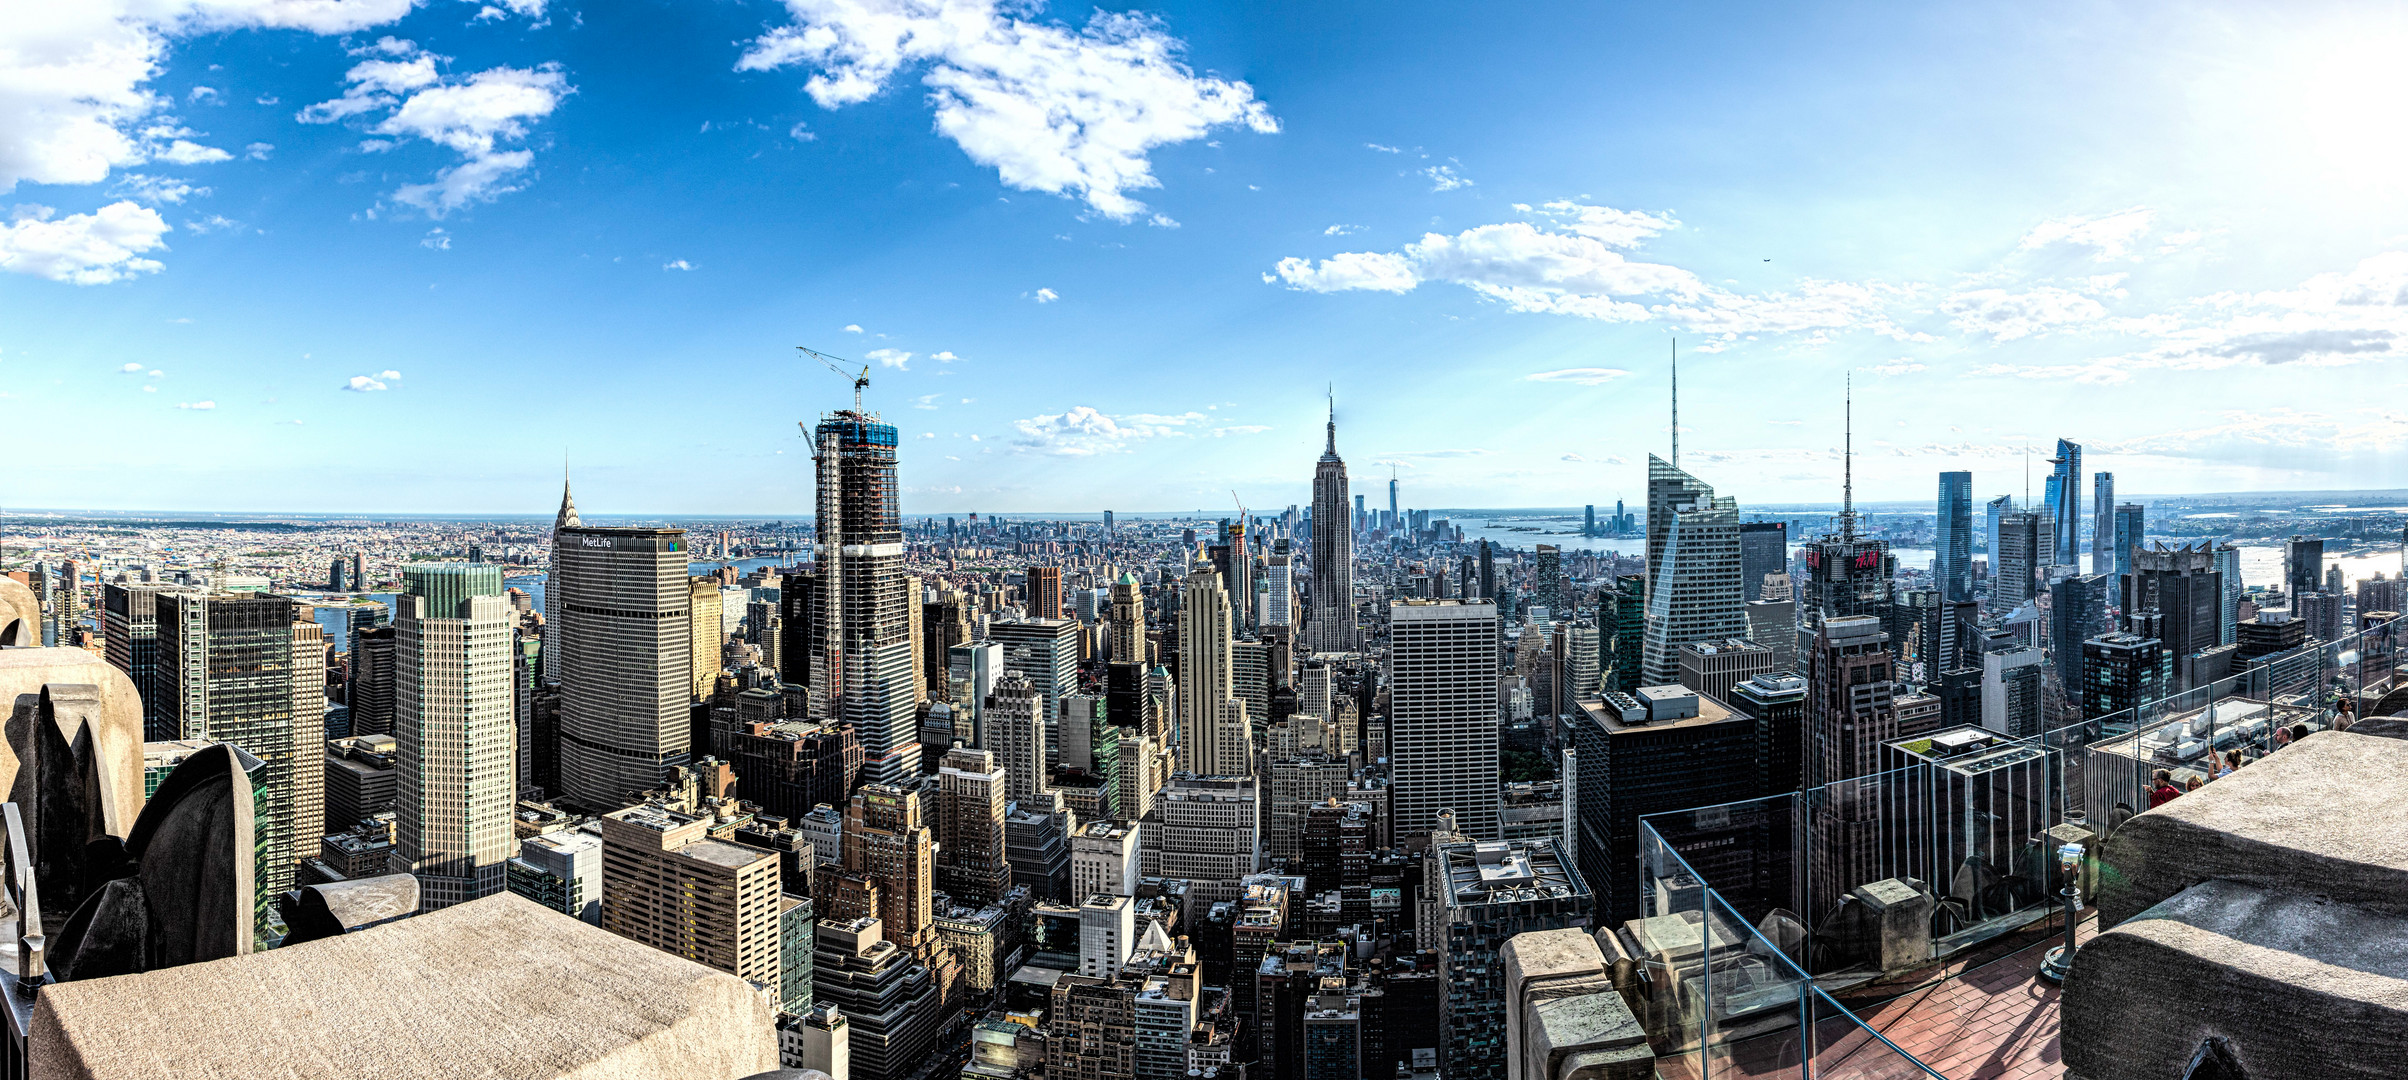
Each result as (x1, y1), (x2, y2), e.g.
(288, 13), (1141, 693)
(1670, 337), (1680, 468)
(1842, 372), (1855, 540)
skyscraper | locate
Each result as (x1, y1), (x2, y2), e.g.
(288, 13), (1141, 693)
(1984, 495), (2013, 580)
(1806, 614), (1897, 789)
(1936, 472), (1973, 603)
(2284, 535), (2325, 599)
(2091, 472), (2115, 574)
(2124, 543), (2223, 690)
(393, 563), (516, 909)
(812, 412), (921, 784)
(1991, 512), (2043, 613)
(2113, 503), (2146, 580)
(1176, 568), (1247, 777)
(102, 581), (196, 740)
(1027, 565), (1063, 620)
(289, 618), (327, 867)
(552, 480), (694, 810)
(156, 589), (301, 906)
(2045, 438), (2082, 567)
(1739, 521), (1788, 603)
(1109, 572), (1145, 665)
(1388, 599), (1501, 842)
(1307, 400), (1358, 653)
(936, 746), (1010, 907)
(689, 576), (724, 701)
(1641, 455), (1748, 685)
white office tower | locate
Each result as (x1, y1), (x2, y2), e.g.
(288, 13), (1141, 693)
(1388, 599), (1503, 843)
(1641, 454), (1748, 685)
(1306, 399), (1359, 652)
(393, 563), (518, 909)
(1177, 568), (1249, 776)
(1139, 775), (1260, 904)
(986, 671), (1049, 806)
(1079, 894), (1137, 979)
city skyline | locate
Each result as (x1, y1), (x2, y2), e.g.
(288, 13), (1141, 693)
(6, 2), (2408, 513)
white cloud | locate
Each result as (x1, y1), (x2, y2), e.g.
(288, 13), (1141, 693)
(1422, 165), (1470, 191)
(1149, 214), (1180, 229)
(1324, 224), (1363, 236)
(421, 227), (450, 249)
(842, 323), (864, 333)
(1941, 286), (2108, 340)
(1271, 202), (1912, 342)
(148, 368), (162, 377)
(157, 139), (231, 164)
(175, 400), (214, 410)
(1560, 453), (1585, 461)
(189, 86), (218, 103)
(0, 0), (413, 196)
(867, 347), (913, 369)
(113, 173), (205, 203)
(245, 142), (274, 160)
(738, 0), (1278, 220)
(1867, 360), (1926, 376)
(0, 201), (170, 284)
(143, 385), (157, 392)
(344, 370), (401, 391)
(1525, 368), (1629, 386)
(788, 120), (817, 142)
(300, 39), (572, 216)
(1365, 143), (1401, 153)
(2019, 207), (2155, 261)
(1033, 287), (1060, 303)
(119, 362), (143, 372)
(663, 258), (693, 270)
(186, 211), (238, 233)
(914, 393), (941, 409)
(932, 350), (958, 362)
(1012, 405), (1207, 455)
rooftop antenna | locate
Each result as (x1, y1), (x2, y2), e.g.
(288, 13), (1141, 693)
(1326, 383), (1337, 454)
(1842, 371), (1856, 541)
(1670, 336), (1680, 468)
(797, 345), (871, 412)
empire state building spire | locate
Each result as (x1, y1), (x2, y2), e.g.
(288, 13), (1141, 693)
(1323, 384), (1338, 459)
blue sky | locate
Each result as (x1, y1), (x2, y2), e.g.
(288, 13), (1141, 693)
(5, 0), (2408, 515)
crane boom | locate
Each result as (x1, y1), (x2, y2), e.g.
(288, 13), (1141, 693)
(796, 345), (871, 411)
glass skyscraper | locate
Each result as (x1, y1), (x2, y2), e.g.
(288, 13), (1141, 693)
(1937, 471), (1974, 603)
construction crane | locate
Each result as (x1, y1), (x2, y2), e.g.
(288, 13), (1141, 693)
(797, 345), (871, 412)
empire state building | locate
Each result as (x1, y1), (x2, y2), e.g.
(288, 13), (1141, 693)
(1305, 398), (1359, 653)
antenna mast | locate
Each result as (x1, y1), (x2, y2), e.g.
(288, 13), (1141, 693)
(1670, 336), (1680, 469)
(1842, 371), (1855, 540)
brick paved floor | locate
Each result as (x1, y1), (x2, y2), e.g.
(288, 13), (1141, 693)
(1651, 915), (2093, 1079)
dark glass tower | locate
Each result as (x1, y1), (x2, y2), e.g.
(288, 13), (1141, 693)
(552, 480), (693, 810)
(1937, 471), (1973, 603)
(813, 412), (919, 784)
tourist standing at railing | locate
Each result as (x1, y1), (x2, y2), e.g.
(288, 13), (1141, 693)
(2148, 769), (2183, 808)
(2183, 776), (2203, 793)
(2273, 727), (2293, 752)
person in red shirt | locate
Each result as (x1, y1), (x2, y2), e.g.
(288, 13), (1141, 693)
(2147, 768), (2183, 808)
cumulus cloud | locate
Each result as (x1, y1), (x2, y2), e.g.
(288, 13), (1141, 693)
(0, 0), (414, 195)
(1941, 286), (2107, 340)
(1012, 406), (1209, 455)
(344, 369), (401, 391)
(842, 323), (864, 333)
(1524, 368), (1629, 386)
(1033, 287), (1060, 303)
(738, 0), (1278, 220)
(932, 350), (958, 362)
(2019, 207), (2155, 261)
(299, 38), (572, 216)
(0, 201), (171, 284)
(867, 347), (913, 369)
(663, 258), (692, 270)
(1324, 224), (1363, 236)
(119, 362), (142, 373)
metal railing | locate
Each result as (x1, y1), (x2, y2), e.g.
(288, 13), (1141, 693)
(1627, 613), (2402, 1078)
